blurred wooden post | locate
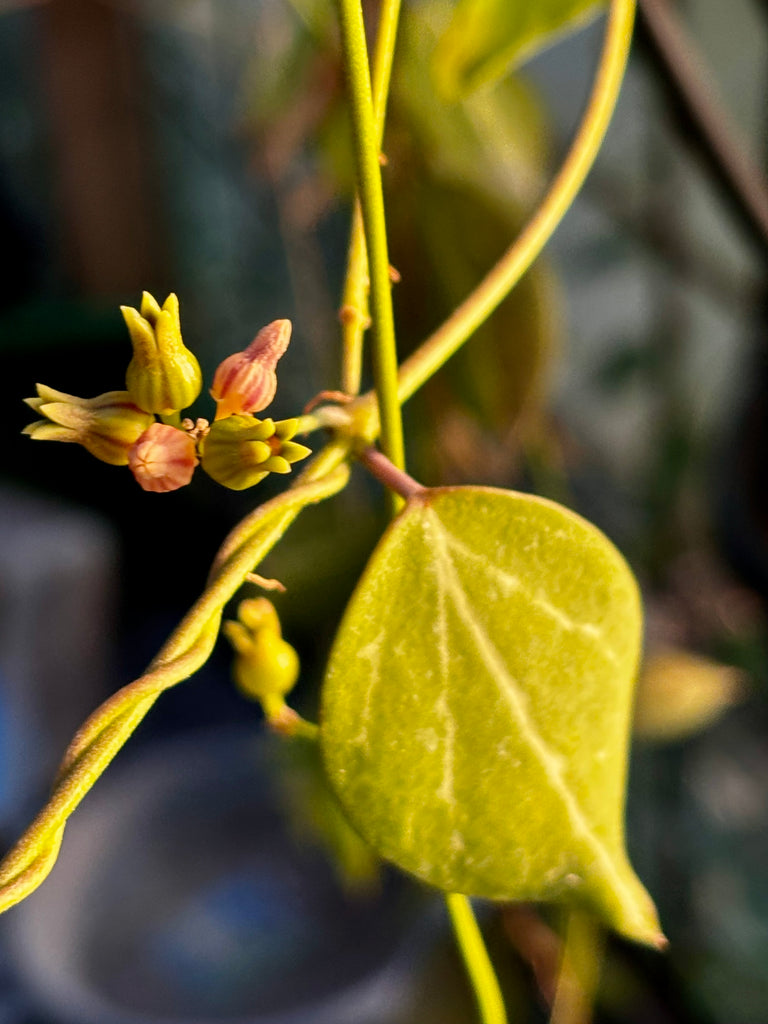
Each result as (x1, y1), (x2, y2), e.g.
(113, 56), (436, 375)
(38, 0), (162, 295)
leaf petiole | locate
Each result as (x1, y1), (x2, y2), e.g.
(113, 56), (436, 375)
(357, 446), (425, 501)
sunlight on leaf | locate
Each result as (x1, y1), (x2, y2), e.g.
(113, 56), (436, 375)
(321, 487), (664, 947)
(433, 0), (606, 98)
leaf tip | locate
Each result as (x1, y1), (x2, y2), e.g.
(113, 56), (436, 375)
(652, 931), (670, 952)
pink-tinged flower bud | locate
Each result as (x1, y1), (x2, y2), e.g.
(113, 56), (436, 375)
(200, 414), (311, 490)
(23, 385), (154, 466)
(210, 319), (292, 421)
(128, 422), (198, 492)
(122, 292), (202, 415)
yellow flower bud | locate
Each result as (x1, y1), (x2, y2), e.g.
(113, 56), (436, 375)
(223, 598), (300, 705)
(128, 422), (199, 492)
(122, 292), (202, 415)
(23, 385), (154, 466)
(200, 414), (311, 491)
(210, 319), (291, 421)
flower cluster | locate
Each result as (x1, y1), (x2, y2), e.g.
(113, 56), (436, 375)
(23, 293), (311, 492)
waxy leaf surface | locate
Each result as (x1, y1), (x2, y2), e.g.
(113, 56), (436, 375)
(433, 0), (605, 97)
(321, 487), (663, 946)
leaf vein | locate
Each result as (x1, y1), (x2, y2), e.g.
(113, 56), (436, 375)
(424, 509), (635, 907)
(440, 521), (619, 663)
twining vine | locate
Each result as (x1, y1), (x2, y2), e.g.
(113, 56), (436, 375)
(3, 3), (652, 1024)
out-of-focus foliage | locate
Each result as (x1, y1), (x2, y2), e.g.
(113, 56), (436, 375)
(276, 739), (381, 892)
(241, 0), (561, 490)
(387, 2), (559, 484)
(432, 0), (606, 97)
(634, 647), (745, 742)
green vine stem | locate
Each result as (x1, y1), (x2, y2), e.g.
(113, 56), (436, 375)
(345, 0), (636, 439)
(334, 0), (405, 498)
(0, 444), (350, 914)
(335, 0), (511, 1011)
(0, 14), (639, 1024)
(340, 0), (402, 397)
(396, 0), (635, 404)
(447, 893), (508, 1024)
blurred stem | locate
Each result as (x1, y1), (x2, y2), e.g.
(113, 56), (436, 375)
(637, 0), (768, 256)
(447, 894), (507, 1024)
(390, 0), (636, 408)
(335, 0), (405, 515)
(340, 0), (402, 397)
(550, 912), (603, 1024)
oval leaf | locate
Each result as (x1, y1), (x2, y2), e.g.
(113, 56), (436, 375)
(433, 0), (605, 98)
(321, 487), (663, 947)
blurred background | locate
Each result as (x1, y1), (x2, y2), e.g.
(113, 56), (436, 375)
(1, 0), (768, 1020)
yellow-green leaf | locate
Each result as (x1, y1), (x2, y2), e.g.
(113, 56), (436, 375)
(433, 0), (605, 98)
(320, 487), (663, 947)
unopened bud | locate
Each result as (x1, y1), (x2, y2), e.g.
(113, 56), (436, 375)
(224, 598), (300, 705)
(210, 319), (292, 420)
(128, 422), (198, 492)
(200, 414), (310, 490)
(122, 292), (202, 415)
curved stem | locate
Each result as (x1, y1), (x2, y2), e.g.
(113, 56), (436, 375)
(0, 443), (350, 914)
(335, 0), (405, 513)
(387, 0), (636, 410)
(446, 894), (507, 1024)
(340, 0), (403, 397)
(208, 439), (352, 579)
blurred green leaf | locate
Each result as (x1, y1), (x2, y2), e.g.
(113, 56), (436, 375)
(634, 647), (746, 742)
(395, 2), (551, 206)
(276, 741), (380, 892)
(387, 3), (560, 480)
(433, 0), (605, 98)
(390, 176), (558, 471)
(321, 487), (663, 947)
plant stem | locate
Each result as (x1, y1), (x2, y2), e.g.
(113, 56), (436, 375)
(390, 0), (636, 408)
(357, 445), (425, 500)
(334, 7), (507, 1015)
(549, 911), (603, 1024)
(335, 0), (405, 514)
(340, 0), (402, 397)
(446, 894), (507, 1024)
(637, 0), (768, 255)
(0, 443), (350, 914)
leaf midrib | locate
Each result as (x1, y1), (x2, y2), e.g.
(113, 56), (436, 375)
(423, 505), (636, 912)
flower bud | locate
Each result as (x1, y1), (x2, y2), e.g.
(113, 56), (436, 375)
(122, 292), (202, 415)
(223, 598), (299, 706)
(210, 319), (291, 420)
(23, 385), (154, 466)
(200, 414), (311, 490)
(128, 422), (198, 492)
